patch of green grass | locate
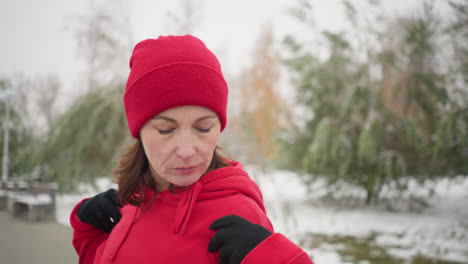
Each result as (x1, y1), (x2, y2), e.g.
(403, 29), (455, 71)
(411, 255), (465, 264)
(300, 232), (467, 264)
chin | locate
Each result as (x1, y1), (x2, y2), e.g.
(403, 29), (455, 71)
(173, 178), (199, 187)
(173, 172), (203, 186)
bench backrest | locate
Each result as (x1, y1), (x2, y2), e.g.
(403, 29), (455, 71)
(30, 182), (58, 204)
(1, 180), (31, 191)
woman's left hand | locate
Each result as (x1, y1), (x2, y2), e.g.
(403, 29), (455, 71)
(208, 215), (272, 264)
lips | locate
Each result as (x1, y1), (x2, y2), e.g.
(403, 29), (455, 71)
(176, 165), (198, 171)
(174, 165), (200, 174)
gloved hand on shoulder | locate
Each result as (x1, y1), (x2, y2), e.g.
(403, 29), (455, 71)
(209, 215), (272, 264)
(76, 188), (123, 233)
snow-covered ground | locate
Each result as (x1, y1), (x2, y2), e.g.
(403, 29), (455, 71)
(56, 178), (117, 228)
(252, 168), (468, 264)
(56, 170), (468, 264)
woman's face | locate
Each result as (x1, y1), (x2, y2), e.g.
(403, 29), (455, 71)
(140, 105), (221, 191)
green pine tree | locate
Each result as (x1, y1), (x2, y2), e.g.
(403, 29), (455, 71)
(282, 0), (468, 203)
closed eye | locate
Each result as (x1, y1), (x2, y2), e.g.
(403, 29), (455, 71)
(158, 128), (175, 135)
(197, 127), (212, 133)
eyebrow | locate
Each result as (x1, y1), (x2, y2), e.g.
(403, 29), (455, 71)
(152, 114), (218, 123)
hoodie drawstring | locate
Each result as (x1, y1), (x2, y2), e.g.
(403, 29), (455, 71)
(173, 181), (203, 234)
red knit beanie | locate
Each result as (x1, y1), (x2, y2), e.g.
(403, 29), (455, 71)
(123, 35), (228, 138)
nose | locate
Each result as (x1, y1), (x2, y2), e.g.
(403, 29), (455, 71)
(175, 134), (196, 160)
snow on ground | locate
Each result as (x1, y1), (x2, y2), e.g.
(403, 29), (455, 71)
(56, 178), (117, 227)
(14, 193), (52, 205)
(56, 170), (468, 264)
(249, 167), (468, 264)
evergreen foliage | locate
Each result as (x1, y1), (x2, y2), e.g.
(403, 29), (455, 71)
(34, 86), (128, 192)
(282, 0), (468, 203)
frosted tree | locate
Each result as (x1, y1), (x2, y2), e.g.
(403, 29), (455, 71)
(282, 0), (467, 203)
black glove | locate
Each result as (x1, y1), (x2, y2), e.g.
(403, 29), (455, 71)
(208, 215), (272, 264)
(76, 188), (123, 233)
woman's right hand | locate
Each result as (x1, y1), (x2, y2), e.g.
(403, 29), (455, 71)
(76, 188), (123, 233)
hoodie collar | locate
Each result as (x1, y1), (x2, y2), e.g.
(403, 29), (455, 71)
(173, 181), (203, 234)
(144, 161), (262, 235)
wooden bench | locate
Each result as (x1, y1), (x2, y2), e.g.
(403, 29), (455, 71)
(1, 180), (30, 211)
(9, 182), (58, 222)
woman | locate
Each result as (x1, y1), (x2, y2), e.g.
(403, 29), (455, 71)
(70, 35), (313, 264)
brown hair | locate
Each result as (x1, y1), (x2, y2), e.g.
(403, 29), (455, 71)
(113, 140), (230, 206)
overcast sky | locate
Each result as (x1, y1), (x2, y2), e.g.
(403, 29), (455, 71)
(0, 0), (449, 103)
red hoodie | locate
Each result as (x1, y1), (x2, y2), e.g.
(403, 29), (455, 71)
(70, 161), (313, 264)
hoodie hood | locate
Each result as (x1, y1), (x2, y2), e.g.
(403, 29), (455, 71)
(146, 161), (266, 234)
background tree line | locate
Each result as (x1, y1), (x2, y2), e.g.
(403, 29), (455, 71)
(0, 0), (466, 202)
